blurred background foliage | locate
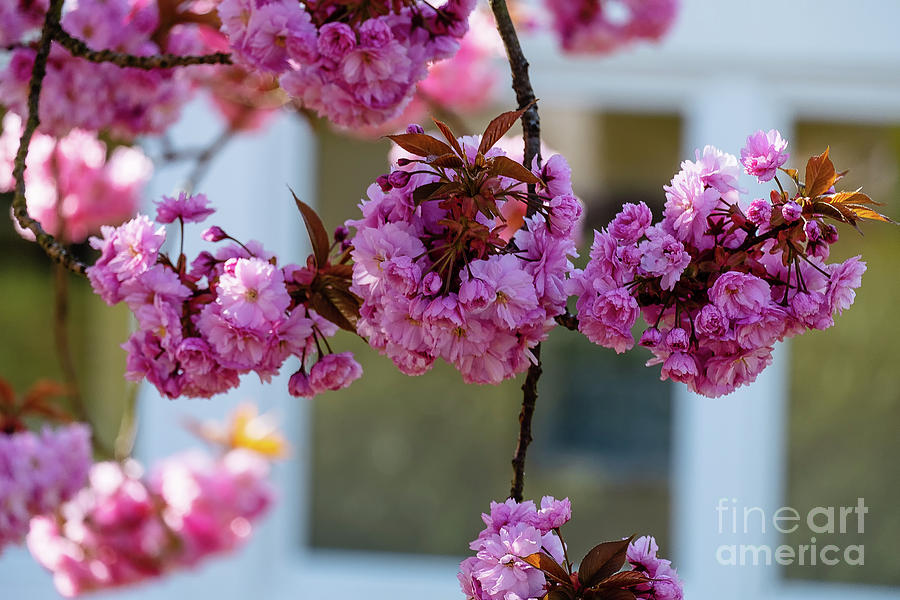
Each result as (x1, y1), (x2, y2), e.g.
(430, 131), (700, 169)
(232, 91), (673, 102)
(0, 111), (896, 585)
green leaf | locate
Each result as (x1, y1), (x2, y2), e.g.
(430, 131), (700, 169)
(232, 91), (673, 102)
(291, 189), (330, 269)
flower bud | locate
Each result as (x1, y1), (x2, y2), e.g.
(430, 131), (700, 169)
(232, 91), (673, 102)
(202, 226), (228, 242)
(406, 124), (425, 134)
(388, 170), (411, 189)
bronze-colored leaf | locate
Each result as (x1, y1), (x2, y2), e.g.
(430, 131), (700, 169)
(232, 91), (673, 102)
(587, 589), (636, 600)
(591, 570), (650, 589)
(23, 380), (69, 410)
(387, 133), (454, 158)
(478, 102), (535, 157)
(805, 147), (836, 198)
(808, 200), (847, 223)
(432, 118), (464, 158)
(309, 293), (357, 333)
(829, 190), (879, 206)
(324, 263), (354, 278)
(543, 589), (575, 600)
(320, 276), (362, 330)
(291, 190), (331, 269)
(413, 181), (460, 204)
(844, 205), (895, 224)
(0, 377), (15, 408)
(578, 536), (634, 588)
(489, 155), (541, 185)
(521, 552), (570, 584)
(430, 153), (465, 169)
(781, 167), (799, 180)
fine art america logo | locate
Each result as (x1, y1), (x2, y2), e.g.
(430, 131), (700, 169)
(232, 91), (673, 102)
(715, 498), (867, 567)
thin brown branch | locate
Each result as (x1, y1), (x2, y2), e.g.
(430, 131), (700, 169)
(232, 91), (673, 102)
(10, 0), (87, 276)
(52, 24), (232, 69)
(183, 127), (237, 193)
(490, 0), (545, 503)
(510, 345), (541, 502)
(489, 0), (541, 180)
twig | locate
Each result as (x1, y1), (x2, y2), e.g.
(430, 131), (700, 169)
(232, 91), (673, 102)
(182, 126), (238, 193)
(490, 0), (544, 502)
(10, 0), (87, 276)
(510, 345), (541, 502)
(52, 25), (232, 69)
(489, 0), (541, 173)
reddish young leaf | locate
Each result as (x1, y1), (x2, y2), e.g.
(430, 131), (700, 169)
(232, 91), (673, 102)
(522, 552), (571, 585)
(0, 378), (15, 410)
(387, 133), (454, 158)
(309, 292), (356, 333)
(291, 190), (331, 269)
(431, 153), (465, 169)
(578, 536), (634, 588)
(478, 102), (536, 157)
(590, 570), (651, 590)
(805, 147), (836, 198)
(489, 155), (541, 185)
(829, 190), (874, 204)
(432, 118), (464, 158)
(586, 589), (637, 600)
(846, 205), (895, 224)
(413, 181), (460, 204)
(543, 589), (575, 600)
(22, 380), (69, 409)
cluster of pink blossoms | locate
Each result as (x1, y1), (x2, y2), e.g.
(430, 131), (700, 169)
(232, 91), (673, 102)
(572, 130), (868, 397)
(27, 448), (272, 597)
(0, 0), (194, 138)
(218, 0), (476, 127)
(0, 424), (91, 553)
(1, 113), (150, 243)
(459, 497), (571, 600)
(459, 497), (683, 600)
(347, 126), (580, 384)
(544, 0), (677, 54)
(86, 193), (361, 399)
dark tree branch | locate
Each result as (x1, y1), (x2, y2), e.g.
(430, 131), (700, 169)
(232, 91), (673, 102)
(52, 25), (232, 69)
(510, 345), (541, 502)
(489, 0), (541, 174)
(10, 0), (87, 276)
(490, 0), (544, 503)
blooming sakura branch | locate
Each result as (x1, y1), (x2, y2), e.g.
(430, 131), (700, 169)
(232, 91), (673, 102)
(572, 131), (885, 396)
(346, 113), (579, 383)
(86, 193), (362, 400)
(460, 497), (683, 600)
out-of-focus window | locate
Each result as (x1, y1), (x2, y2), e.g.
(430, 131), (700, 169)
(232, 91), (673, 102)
(785, 122), (900, 587)
(0, 193), (130, 451)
